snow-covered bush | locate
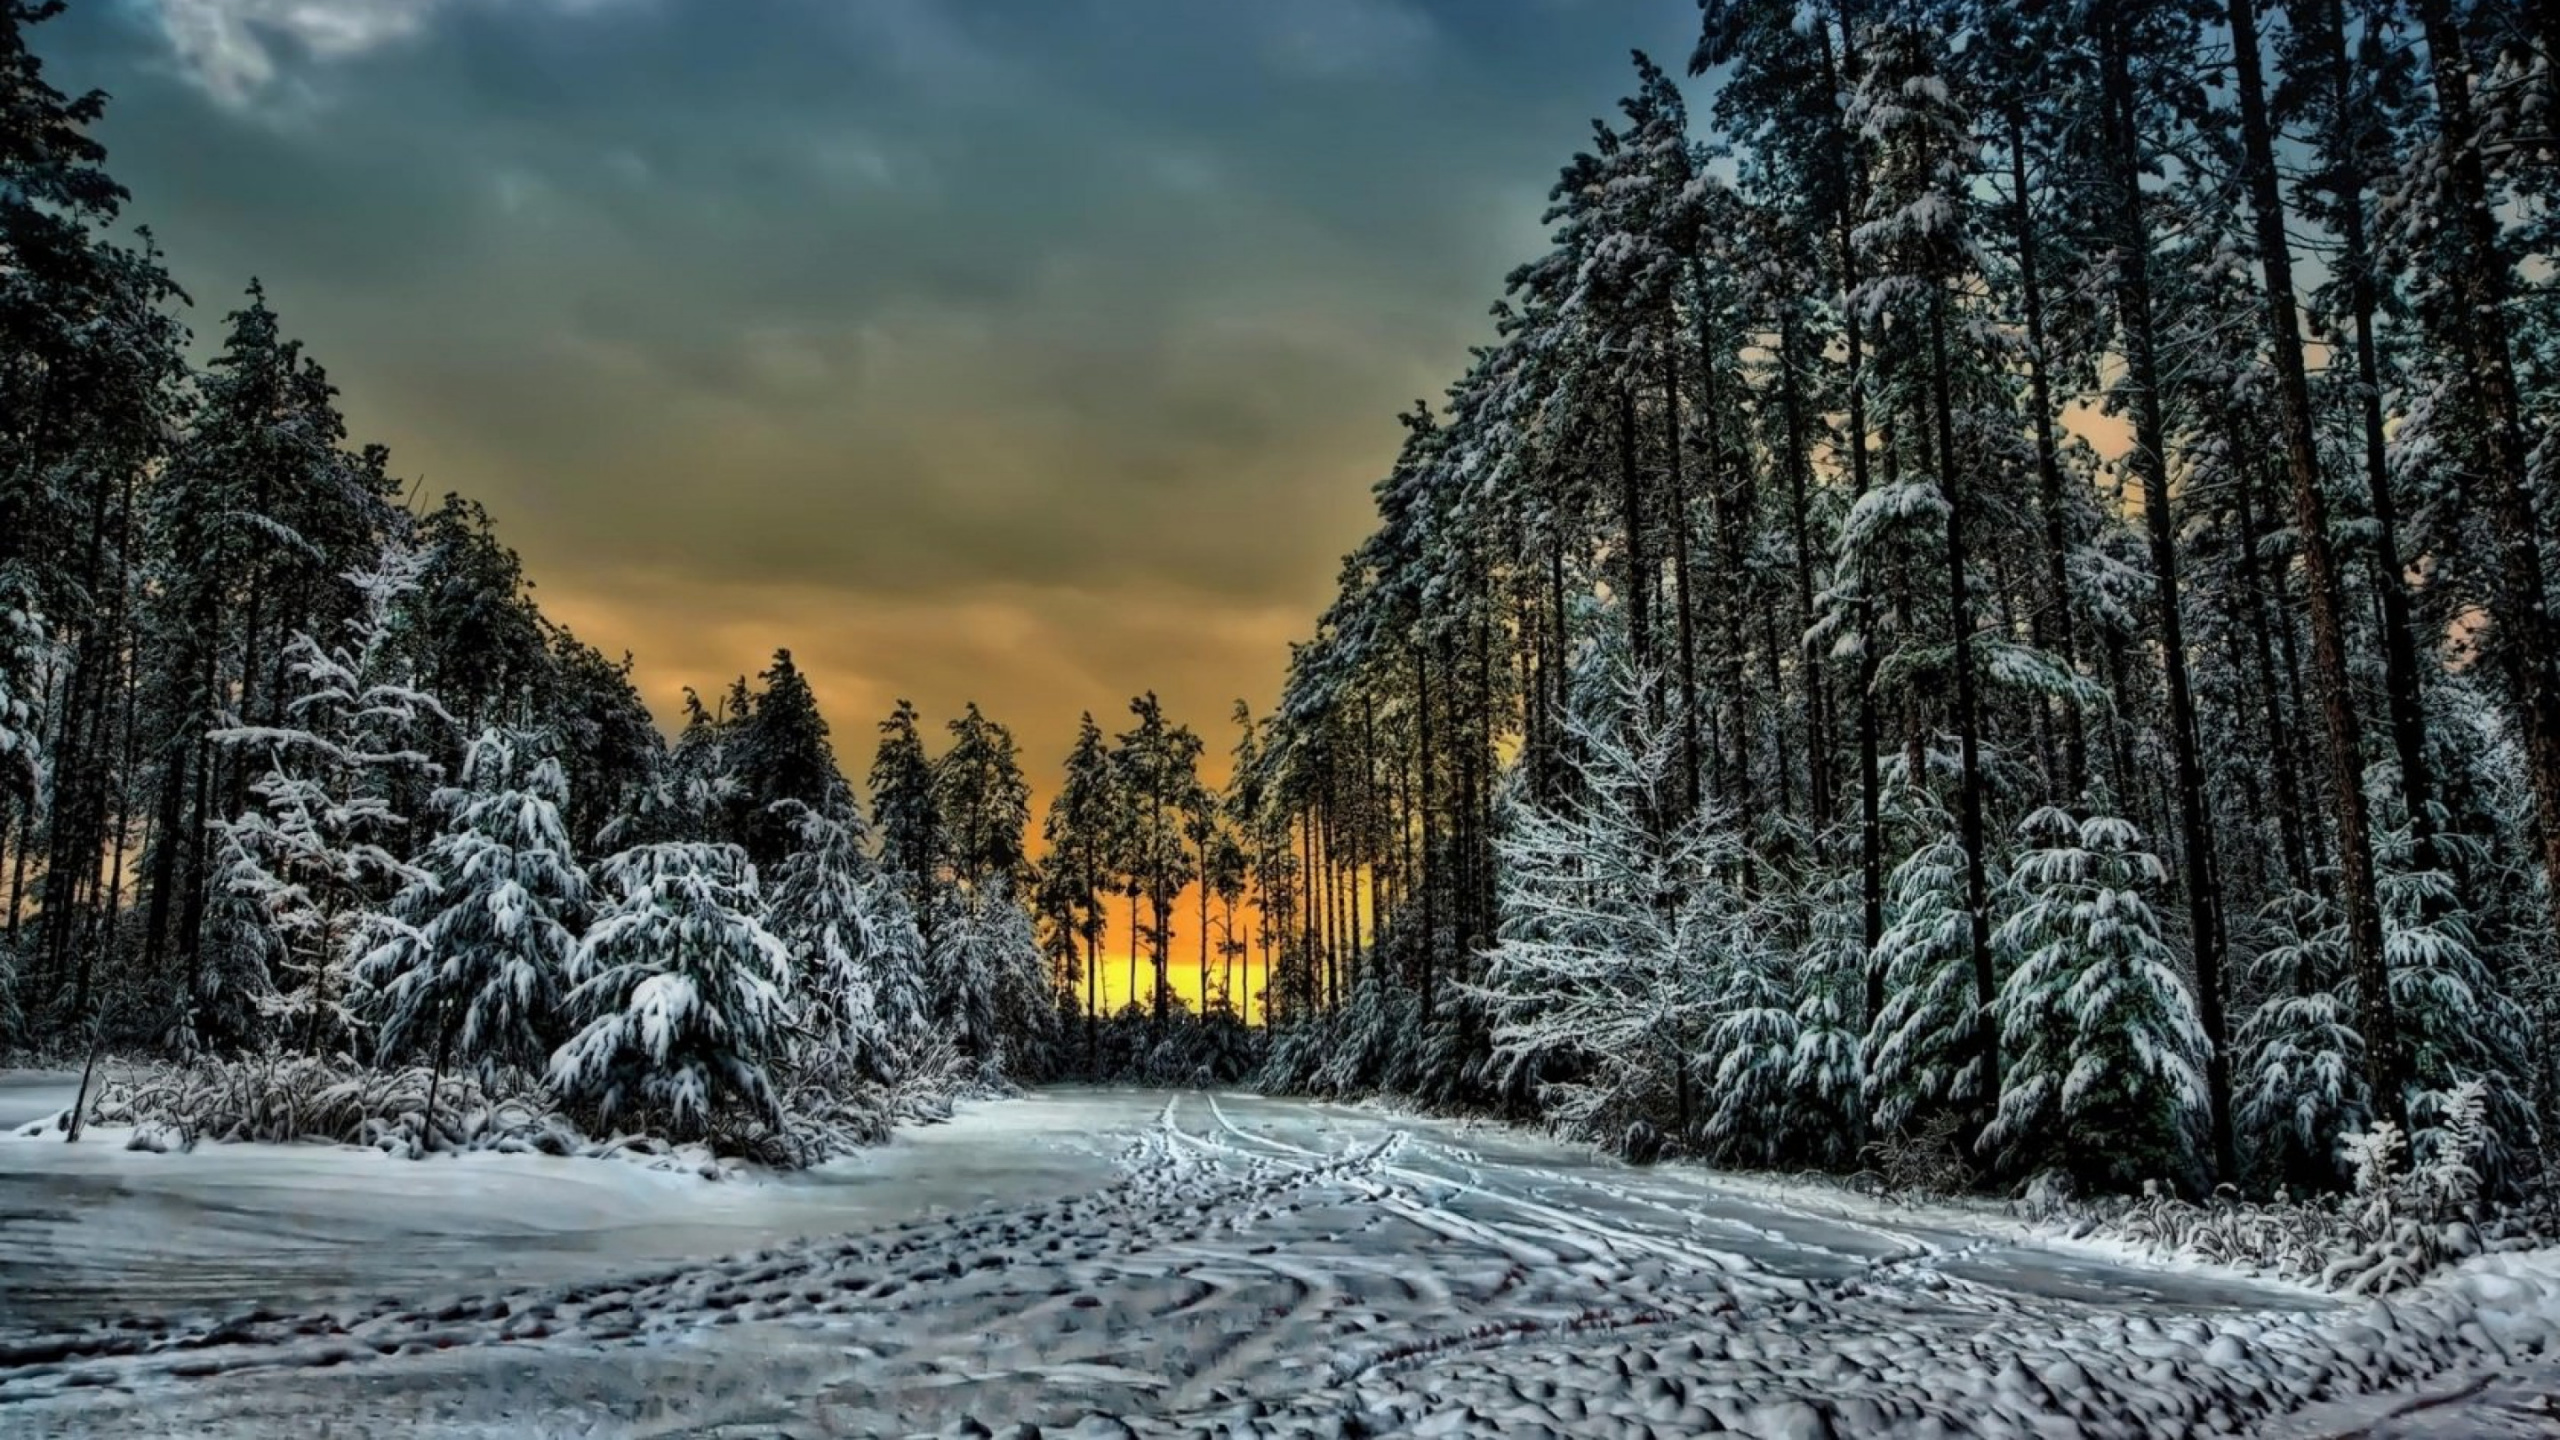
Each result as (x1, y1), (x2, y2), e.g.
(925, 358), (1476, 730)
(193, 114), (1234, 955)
(550, 841), (793, 1140)
(32, 1054), (572, 1157)
(2382, 865), (2538, 1194)
(1980, 807), (2207, 1190)
(1474, 660), (1749, 1152)
(2052, 1080), (2547, 1294)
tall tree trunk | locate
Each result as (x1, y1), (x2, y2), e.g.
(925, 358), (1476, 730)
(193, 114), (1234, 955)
(2007, 106), (2089, 804)
(2232, 447), (2317, 896)
(2319, 0), (2443, 885)
(2228, 0), (2399, 1115)
(1777, 309), (1835, 825)
(1926, 290), (2000, 1123)
(1616, 380), (1654, 683)
(1663, 319), (1704, 819)
(2102, 9), (2237, 1178)
(1416, 643), (1437, 1024)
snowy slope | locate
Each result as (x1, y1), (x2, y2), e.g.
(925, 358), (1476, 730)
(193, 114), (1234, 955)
(0, 1087), (2551, 1437)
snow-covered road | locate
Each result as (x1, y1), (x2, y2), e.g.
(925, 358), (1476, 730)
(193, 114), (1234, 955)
(1, 1086), (2553, 1436)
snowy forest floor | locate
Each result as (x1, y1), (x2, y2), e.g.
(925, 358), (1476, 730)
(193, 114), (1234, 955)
(0, 1079), (2554, 1437)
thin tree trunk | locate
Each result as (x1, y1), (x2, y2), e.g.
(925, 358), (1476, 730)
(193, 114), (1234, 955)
(2317, 0), (2443, 887)
(1663, 319), (1704, 818)
(2232, 449), (2316, 895)
(2007, 106), (2089, 803)
(1927, 290), (2000, 1123)
(1616, 380), (1654, 683)
(1777, 309), (1836, 824)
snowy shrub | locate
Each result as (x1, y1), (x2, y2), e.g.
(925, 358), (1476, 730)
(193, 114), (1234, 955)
(43, 1054), (575, 1158)
(1308, 958), (1422, 1097)
(1858, 1110), (1975, 1198)
(1980, 807), (2207, 1190)
(2052, 1081), (2547, 1295)
(550, 842), (793, 1140)
(2381, 865), (2538, 1195)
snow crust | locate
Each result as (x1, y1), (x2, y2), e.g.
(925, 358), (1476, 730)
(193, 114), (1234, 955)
(0, 1084), (2550, 1436)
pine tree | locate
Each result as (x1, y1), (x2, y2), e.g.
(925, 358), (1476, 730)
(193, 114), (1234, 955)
(550, 841), (792, 1139)
(1788, 869), (1868, 1166)
(733, 649), (844, 870)
(1864, 817), (1984, 1139)
(927, 874), (1050, 1081)
(1042, 713), (1117, 1058)
(205, 541), (453, 1056)
(362, 728), (586, 1145)
(2238, 889), (2369, 1190)
(1980, 807), (2207, 1189)
(765, 796), (924, 1083)
(869, 699), (943, 942)
(935, 701), (1030, 891)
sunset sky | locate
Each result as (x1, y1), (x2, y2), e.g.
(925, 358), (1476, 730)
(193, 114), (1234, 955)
(41, 0), (1705, 1011)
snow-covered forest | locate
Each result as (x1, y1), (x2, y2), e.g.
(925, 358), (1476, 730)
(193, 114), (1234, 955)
(1242, 0), (2560, 1212)
(6, 0), (2560, 1212)
(13, 0), (2560, 1432)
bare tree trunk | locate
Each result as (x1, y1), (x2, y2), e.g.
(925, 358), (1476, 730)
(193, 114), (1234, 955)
(1663, 319), (1704, 818)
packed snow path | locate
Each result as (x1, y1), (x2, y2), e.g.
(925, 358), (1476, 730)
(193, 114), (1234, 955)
(2, 1088), (2556, 1437)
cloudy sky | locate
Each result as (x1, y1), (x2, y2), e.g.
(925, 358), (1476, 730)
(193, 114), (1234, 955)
(43, 0), (1693, 905)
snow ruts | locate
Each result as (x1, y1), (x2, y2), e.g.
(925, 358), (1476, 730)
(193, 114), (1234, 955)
(0, 1090), (2553, 1437)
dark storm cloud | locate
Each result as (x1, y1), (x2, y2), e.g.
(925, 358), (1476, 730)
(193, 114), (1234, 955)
(43, 0), (1693, 755)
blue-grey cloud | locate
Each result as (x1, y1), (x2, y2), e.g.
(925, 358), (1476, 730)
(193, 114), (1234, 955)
(46, 0), (1693, 756)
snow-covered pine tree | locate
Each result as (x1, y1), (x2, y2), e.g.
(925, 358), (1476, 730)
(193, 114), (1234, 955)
(2237, 889), (2370, 1191)
(1702, 922), (1798, 1166)
(362, 728), (586, 1142)
(1979, 806), (2207, 1190)
(550, 841), (792, 1139)
(1863, 814), (1984, 1141)
(732, 649), (844, 870)
(0, 566), (41, 813)
(1476, 655), (1747, 1152)
(764, 795), (927, 1083)
(925, 874), (1050, 1083)
(2380, 859), (2537, 1193)
(1787, 867), (1867, 1167)
(206, 540), (453, 1056)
